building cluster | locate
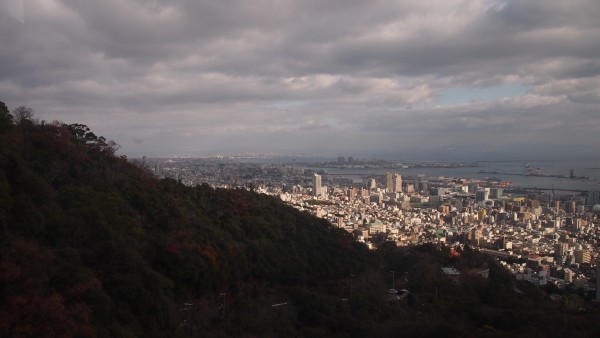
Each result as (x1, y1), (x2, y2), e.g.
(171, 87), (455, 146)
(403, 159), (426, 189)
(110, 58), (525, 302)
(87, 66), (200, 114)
(134, 157), (600, 292)
(274, 173), (600, 292)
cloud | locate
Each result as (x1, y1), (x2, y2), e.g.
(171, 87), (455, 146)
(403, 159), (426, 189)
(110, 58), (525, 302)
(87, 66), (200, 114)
(0, 0), (598, 158)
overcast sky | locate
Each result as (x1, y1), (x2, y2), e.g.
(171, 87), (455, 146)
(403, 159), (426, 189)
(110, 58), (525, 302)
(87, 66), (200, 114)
(1, 0), (599, 159)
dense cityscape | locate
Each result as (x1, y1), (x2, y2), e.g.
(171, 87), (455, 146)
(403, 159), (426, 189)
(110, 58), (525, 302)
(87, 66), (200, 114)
(4, 1), (600, 335)
(138, 155), (600, 298)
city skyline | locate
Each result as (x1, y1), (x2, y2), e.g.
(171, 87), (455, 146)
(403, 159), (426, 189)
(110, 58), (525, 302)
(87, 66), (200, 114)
(1, 1), (599, 159)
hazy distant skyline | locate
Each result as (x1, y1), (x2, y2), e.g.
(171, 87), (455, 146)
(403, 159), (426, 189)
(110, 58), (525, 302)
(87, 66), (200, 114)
(1, 0), (599, 159)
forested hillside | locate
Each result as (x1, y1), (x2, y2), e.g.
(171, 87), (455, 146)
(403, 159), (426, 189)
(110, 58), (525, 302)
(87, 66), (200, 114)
(0, 102), (375, 336)
(1, 102), (599, 337)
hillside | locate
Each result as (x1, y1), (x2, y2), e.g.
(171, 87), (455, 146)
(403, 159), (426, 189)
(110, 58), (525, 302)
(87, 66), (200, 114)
(1, 102), (600, 337)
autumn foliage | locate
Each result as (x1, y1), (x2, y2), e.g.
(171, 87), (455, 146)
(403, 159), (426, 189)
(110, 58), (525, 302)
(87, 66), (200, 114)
(0, 102), (370, 337)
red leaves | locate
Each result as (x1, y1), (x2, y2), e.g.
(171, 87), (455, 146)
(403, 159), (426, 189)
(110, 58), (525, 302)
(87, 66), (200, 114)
(0, 294), (95, 338)
(166, 229), (195, 255)
(167, 243), (181, 254)
(0, 238), (54, 291)
(0, 239), (98, 337)
(229, 190), (254, 222)
(200, 243), (220, 269)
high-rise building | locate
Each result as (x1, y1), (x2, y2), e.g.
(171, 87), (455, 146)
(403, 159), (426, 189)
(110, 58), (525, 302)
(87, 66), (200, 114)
(347, 187), (358, 200)
(369, 178), (377, 190)
(312, 174), (322, 197)
(385, 172), (402, 192)
(385, 172), (393, 191)
(470, 227), (483, 246)
(568, 200), (577, 213)
(554, 243), (569, 256)
(393, 173), (402, 193)
(588, 190), (600, 206)
(475, 188), (490, 202)
(574, 249), (591, 264)
(418, 181), (429, 193)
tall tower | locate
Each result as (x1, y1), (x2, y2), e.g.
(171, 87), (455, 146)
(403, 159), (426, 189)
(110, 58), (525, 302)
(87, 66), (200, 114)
(385, 172), (393, 192)
(313, 174), (322, 197)
(393, 173), (402, 193)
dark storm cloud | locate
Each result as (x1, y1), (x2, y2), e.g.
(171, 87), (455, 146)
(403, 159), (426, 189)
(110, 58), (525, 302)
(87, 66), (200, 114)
(0, 0), (599, 157)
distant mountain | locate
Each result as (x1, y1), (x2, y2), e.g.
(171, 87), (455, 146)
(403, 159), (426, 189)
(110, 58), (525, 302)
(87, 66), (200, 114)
(1, 102), (599, 337)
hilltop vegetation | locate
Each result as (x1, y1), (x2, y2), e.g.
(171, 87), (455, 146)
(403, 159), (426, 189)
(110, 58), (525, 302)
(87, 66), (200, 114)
(1, 102), (599, 337)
